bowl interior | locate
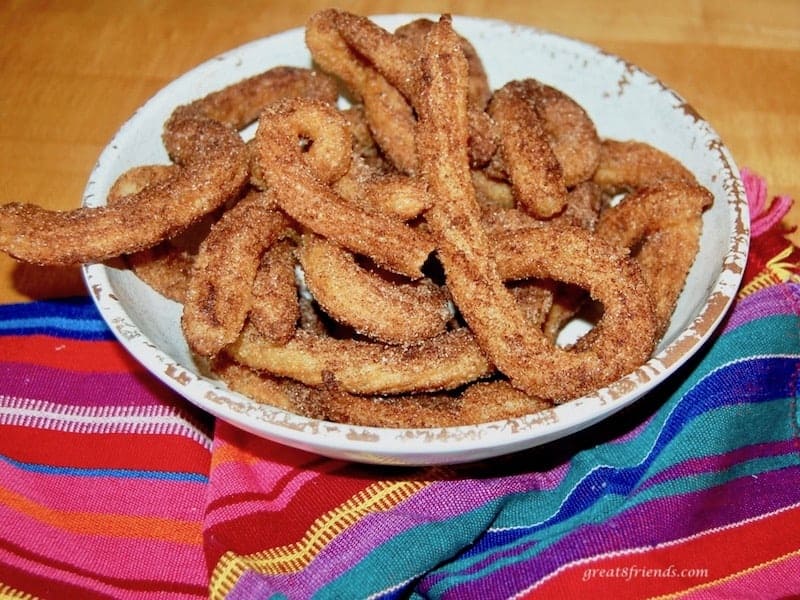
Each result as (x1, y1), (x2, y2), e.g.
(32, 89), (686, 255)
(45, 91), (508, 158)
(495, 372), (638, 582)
(82, 14), (749, 465)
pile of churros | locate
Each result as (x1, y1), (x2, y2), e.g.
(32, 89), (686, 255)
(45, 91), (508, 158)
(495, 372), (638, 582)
(0, 10), (712, 428)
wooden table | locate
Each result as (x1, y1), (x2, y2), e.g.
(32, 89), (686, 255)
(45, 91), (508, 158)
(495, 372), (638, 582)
(1, 0), (797, 303)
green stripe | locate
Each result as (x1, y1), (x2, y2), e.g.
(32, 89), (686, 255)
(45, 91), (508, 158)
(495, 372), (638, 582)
(361, 388), (796, 597)
(314, 497), (507, 599)
(315, 315), (799, 598)
(665, 314), (799, 399)
(427, 452), (799, 596)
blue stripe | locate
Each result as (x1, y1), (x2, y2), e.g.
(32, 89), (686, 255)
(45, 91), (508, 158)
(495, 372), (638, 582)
(325, 356), (798, 600)
(493, 356), (795, 533)
(0, 297), (114, 340)
(0, 451), (208, 483)
(418, 355), (799, 593)
(0, 316), (111, 334)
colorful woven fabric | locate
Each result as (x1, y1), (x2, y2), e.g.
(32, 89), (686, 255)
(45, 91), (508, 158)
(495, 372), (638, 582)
(0, 172), (798, 599)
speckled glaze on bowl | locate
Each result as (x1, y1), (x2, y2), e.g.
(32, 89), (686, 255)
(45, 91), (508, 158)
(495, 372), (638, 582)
(81, 15), (749, 465)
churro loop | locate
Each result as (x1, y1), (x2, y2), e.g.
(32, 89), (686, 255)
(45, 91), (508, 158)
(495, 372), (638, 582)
(0, 116), (248, 266)
(596, 181), (713, 335)
(492, 225), (658, 399)
(0, 66), (340, 268)
(525, 80), (601, 187)
(107, 165), (176, 200)
(306, 9), (496, 172)
(306, 9), (419, 173)
(593, 139), (697, 196)
(213, 357), (552, 428)
(298, 234), (451, 344)
(251, 94), (354, 184)
(181, 190), (294, 357)
(394, 17), (492, 111)
(250, 240), (301, 345)
(333, 154), (433, 219)
(253, 97), (434, 278)
(488, 80), (568, 218)
(309, 380), (552, 428)
(167, 66), (338, 132)
(481, 201), (597, 345)
(415, 17), (656, 401)
(227, 326), (492, 395)
(107, 164), (201, 302)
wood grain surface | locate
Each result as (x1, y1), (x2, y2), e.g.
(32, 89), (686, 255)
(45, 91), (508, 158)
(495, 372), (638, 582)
(1, 0), (797, 303)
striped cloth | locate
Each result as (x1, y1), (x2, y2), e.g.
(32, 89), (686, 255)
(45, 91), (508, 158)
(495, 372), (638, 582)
(1, 171), (798, 599)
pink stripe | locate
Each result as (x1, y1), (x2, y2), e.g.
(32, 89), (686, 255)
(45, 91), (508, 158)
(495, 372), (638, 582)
(205, 460), (331, 527)
(207, 437), (337, 501)
(0, 504), (206, 585)
(752, 195), (794, 237)
(740, 167), (795, 238)
(0, 461), (206, 519)
(680, 551), (800, 598)
(0, 546), (204, 600)
(0, 396), (211, 449)
(0, 362), (176, 409)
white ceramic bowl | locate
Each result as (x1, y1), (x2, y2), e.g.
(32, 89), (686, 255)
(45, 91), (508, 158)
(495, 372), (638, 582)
(82, 14), (749, 465)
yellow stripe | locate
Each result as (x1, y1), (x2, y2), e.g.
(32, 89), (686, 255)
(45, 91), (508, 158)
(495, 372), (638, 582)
(0, 583), (38, 600)
(646, 546), (800, 599)
(209, 479), (429, 599)
(738, 244), (799, 299)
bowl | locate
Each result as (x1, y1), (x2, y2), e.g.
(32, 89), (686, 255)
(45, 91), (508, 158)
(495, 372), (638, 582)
(81, 14), (749, 465)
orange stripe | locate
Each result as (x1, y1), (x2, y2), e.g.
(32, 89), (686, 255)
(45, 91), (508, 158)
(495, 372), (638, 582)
(211, 440), (262, 469)
(0, 484), (202, 546)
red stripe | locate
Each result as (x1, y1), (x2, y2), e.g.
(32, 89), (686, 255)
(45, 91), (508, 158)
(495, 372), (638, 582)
(0, 335), (144, 373)
(204, 464), (381, 565)
(0, 558), (115, 600)
(206, 465), (373, 550)
(0, 425), (210, 475)
(203, 429), (401, 564)
(0, 538), (207, 599)
(526, 502), (800, 599)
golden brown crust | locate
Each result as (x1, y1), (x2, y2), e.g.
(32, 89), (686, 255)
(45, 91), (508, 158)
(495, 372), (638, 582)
(299, 234), (451, 344)
(250, 240), (301, 345)
(181, 190), (293, 357)
(0, 116), (248, 266)
(227, 326), (492, 395)
(0, 9), (715, 429)
(253, 97), (434, 278)
(488, 80), (568, 218)
(528, 80), (601, 187)
(306, 9), (497, 173)
(596, 181), (713, 335)
(107, 165), (198, 302)
(311, 380), (552, 428)
(593, 139), (697, 195)
(333, 154), (433, 220)
(394, 17), (492, 111)
(492, 225), (658, 400)
(306, 9), (419, 174)
(168, 66), (339, 132)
